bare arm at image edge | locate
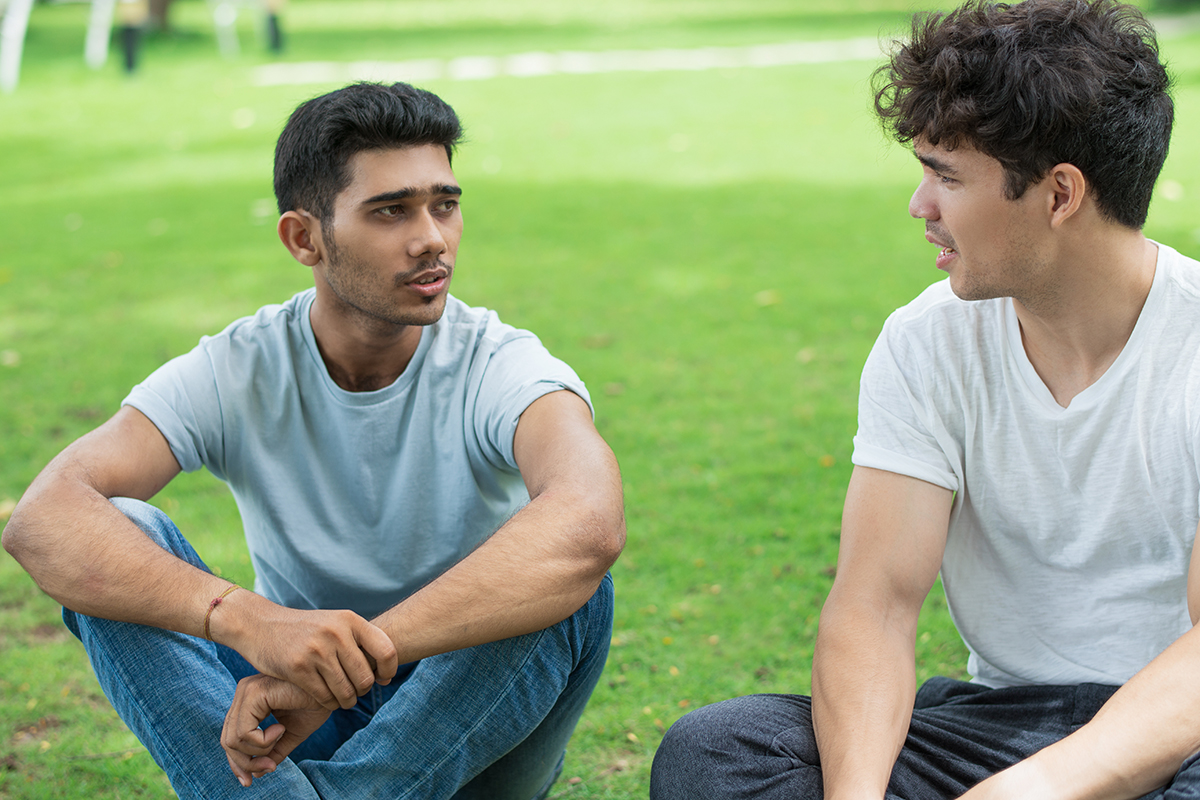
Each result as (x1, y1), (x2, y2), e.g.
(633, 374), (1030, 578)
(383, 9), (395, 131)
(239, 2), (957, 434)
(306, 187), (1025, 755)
(812, 465), (953, 800)
(1, 405), (399, 712)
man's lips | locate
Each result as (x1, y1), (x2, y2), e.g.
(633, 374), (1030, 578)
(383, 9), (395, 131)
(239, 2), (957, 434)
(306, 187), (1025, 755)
(925, 229), (957, 271)
(401, 262), (451, 296)
(935, 247), (958, 272)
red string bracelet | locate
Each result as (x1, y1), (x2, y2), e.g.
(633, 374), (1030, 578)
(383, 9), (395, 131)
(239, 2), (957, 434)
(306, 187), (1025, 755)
(203, 585), (240, 641)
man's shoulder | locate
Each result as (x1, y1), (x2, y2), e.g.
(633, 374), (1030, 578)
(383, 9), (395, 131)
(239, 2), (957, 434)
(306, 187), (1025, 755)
(1157, 243), (1200, 303)
(205, 290), (312, 346)
(891, 278), (993, 322)
(880, 279), (1004, 351)
(434, 295), (540, 355)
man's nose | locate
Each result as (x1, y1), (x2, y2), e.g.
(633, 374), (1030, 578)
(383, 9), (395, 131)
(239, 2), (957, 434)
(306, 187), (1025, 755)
(909, 178), (937, 220)
(408, 210), (447, 258)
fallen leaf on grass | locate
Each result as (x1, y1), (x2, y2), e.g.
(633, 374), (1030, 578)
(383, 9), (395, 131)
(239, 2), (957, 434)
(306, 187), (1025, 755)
(597, 758), (629, 776)
(12, 716), (61, 745)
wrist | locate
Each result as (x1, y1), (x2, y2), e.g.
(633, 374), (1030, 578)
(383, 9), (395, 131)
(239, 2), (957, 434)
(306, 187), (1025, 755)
(368, 609), (407, 661)
(202, 584), (240, 640)
(204, 584), (265, 648)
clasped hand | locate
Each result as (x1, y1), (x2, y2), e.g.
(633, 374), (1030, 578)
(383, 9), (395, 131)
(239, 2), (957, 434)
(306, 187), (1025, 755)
(220, 606), (398, 787)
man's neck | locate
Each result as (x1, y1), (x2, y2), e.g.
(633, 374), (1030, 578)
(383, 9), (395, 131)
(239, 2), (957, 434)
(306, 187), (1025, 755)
(309, 296), (424, 393)
(1014, 233), (1158, 408)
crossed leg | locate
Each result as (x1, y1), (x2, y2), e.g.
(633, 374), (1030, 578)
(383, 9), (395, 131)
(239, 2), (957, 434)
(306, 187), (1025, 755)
(649, 677), (1195, 800)
(64, 498), (612, 800)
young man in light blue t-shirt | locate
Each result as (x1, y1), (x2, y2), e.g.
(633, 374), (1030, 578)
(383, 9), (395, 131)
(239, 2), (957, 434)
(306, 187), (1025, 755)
(3, 82), (625, 800)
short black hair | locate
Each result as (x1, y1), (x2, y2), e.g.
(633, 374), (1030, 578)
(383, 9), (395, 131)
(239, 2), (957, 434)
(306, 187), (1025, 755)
(274, 82), (463, 221)
(874, 0), (1173, 229)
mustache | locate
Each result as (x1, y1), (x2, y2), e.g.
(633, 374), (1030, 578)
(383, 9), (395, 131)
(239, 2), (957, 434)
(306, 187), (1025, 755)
(394, 258), (453, 287)
(926, 223), (956, 249)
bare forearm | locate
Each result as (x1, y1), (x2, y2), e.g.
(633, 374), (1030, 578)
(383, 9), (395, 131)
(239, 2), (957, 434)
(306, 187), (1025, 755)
(961, 626), (1200, 800)
(9, 468), (399, 711)
(4, 469), (227, 637)
(812, 601), (919, 800)
(372, 481), (624, 663)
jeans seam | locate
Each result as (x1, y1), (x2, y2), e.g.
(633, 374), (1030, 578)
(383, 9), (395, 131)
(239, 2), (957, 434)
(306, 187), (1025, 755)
(84, 623), (224, 800)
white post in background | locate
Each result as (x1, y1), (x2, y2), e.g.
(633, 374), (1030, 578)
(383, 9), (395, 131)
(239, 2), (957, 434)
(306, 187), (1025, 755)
(211, 1), (240, 58)
(0, 0), (35, 93)
(85, 0), (118, 70)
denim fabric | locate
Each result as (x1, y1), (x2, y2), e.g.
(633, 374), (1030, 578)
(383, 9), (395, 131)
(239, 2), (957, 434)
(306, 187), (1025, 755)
(63, 498), (612, 800)
(650, 677), (1200, 799)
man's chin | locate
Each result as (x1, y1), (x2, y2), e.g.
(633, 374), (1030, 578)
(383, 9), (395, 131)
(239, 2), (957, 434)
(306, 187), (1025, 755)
(389, 295), (449, 328)
(948, 275), (998, 303)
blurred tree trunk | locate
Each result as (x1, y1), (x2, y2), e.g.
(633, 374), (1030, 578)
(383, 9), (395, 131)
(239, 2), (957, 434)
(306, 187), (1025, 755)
(148, 0), (170, 31)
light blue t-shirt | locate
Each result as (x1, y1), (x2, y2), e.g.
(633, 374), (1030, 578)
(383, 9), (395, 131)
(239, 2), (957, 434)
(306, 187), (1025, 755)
(124, 289), (591, 619)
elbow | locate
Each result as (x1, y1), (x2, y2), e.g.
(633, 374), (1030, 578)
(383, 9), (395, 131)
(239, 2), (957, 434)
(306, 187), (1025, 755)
(571, 492), (626, 580)
(594, 510), (626, 572)
(2, 507), (28, 563)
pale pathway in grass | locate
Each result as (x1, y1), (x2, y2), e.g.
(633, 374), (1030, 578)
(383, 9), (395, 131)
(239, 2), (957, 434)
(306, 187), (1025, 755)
(251, 38), (884, 87)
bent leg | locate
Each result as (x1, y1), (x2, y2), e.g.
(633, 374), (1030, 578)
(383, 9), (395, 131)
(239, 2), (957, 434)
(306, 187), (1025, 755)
(63, 498), (319, 800)
(651, 694), (824, 800)
(301, 573), (615, 800)
(651, 678), (1121, 800)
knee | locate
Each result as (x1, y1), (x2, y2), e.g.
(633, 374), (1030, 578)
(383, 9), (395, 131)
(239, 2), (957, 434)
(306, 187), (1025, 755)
(109, 497), (200, 567)
(650, 701), (746, 799)
(110, 497), (171, 541)
(651, 695), (821, 800)
(565, 572), (614, 660)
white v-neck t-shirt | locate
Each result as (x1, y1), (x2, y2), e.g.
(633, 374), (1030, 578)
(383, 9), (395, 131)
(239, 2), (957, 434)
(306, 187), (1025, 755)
(853, 243), (1200, 688)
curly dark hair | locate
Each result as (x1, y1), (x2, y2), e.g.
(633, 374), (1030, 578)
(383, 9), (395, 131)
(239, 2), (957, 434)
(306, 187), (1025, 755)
(274, 82), (463, 221)
(874, 0), (1173, 229)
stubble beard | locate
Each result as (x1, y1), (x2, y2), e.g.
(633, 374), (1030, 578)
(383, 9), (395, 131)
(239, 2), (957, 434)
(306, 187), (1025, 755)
(323, 229), (451, 330)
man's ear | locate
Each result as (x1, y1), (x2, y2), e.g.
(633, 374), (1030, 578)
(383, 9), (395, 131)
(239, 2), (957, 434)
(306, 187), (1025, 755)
(1047, 163), (1087, 229)
(277, 210), (324, 267)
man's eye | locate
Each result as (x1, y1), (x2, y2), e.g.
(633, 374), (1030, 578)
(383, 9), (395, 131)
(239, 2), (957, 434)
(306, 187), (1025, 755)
(379, 205), (402, 217)
(436, 200), (459, 212)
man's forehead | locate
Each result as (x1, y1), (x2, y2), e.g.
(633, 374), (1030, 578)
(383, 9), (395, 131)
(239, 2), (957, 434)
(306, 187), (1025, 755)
(340, 145), (460, 202)
(913, 138), (998, 173)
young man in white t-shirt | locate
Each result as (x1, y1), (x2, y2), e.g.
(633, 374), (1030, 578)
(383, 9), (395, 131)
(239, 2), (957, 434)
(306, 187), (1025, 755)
(651, 1), (1200, 798)
(3, 82), (625, 799)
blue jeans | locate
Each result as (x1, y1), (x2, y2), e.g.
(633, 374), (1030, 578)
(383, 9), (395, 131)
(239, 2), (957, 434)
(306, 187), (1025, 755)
(650, 677), (1200, 799)
(63, 498), (613, 800)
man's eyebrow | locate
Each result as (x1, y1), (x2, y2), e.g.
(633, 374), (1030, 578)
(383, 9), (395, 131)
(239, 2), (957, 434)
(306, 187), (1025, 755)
(361, 184), (463, 206)
(914, 149), (956, 175)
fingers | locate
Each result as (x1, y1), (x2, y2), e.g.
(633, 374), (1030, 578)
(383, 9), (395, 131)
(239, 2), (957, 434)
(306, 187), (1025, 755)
(311, 661), (358, 710)
(243, 607), (398, 709)
(225, 748), (280, 788)
(221, 676), (335, 787)
(221, 704), (284, 788)
(356, 618), (400, 684)
(312, 617), (397, 707)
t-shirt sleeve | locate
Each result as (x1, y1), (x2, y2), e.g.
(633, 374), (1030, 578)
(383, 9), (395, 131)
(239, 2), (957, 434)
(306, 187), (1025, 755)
(471, 330), (592, 472)
(851, 315), (960, 492)
(121, 340), (227, 478)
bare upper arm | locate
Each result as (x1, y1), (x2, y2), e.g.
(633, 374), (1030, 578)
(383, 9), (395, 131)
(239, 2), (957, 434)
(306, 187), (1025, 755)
(512, 391), (614, 495)
(28, 405), (181, 504)
(832, 465), (954, 621)
(511, 390), (625, 553)
(3, 406), (183, 580)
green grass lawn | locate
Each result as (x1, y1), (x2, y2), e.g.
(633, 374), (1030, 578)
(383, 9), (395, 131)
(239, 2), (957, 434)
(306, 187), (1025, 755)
(2, 0), (1199, 796)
